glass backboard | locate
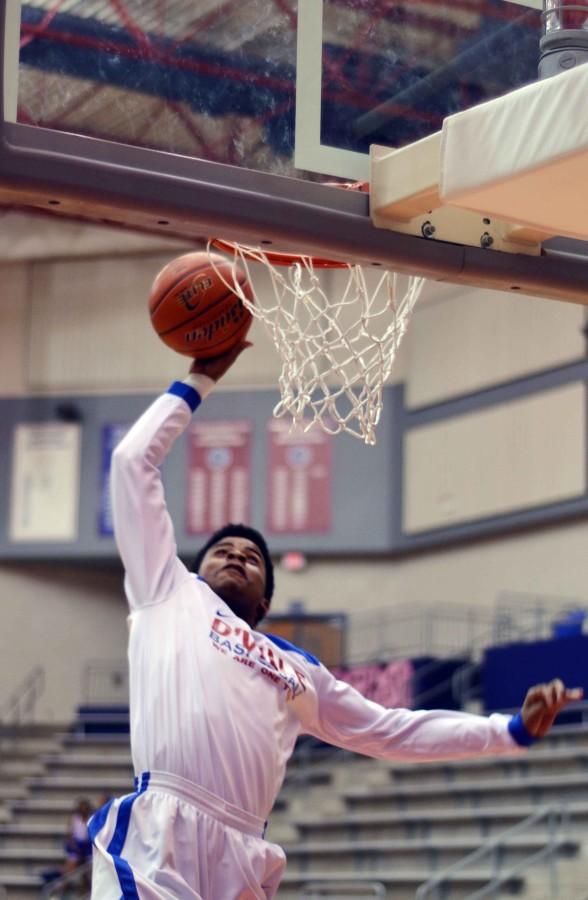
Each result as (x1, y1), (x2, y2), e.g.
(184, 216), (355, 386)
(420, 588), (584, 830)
(16, 0), (299, 175)
(14, 0), (542, 181)
(2, 0), (588, 302)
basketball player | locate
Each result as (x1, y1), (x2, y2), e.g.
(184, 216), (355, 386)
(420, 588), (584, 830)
(89, 342), (582, 899)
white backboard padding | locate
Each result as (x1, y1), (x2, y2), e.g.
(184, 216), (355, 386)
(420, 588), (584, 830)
(403, 382), (586, 533)
(440, 63), (588, 240)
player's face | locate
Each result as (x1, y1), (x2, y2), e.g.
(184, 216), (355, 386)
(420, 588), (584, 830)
(199, 537), (269, 627)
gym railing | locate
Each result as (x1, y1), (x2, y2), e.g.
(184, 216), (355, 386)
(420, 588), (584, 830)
(415, 804), (572, 900)
(40, 860), (92, 899)
(82, 659), (129, 704)
(302, 881), (386, 898)
(0, 664), (45, 724)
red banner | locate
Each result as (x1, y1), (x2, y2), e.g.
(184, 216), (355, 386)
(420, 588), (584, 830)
(267, 419), (331, 533)
(186, 420), (252, 534)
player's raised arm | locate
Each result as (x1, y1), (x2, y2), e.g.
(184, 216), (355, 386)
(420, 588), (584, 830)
(302, 667), (582, 762)
(111, 371), (214, 609)
(111, 341), (251, 610)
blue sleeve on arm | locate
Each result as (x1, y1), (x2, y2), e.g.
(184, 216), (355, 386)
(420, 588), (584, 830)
(508, 712), (537, 747)
(167, 381), (202, 413)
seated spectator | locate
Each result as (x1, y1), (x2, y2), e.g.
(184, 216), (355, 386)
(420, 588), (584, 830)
(63, 797), (94, 874)
(41, 798), (94, 892)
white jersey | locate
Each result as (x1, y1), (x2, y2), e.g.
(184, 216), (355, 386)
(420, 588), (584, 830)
(111, 377), (530, 822)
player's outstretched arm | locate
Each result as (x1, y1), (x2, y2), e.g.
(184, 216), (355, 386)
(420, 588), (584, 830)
(302, 667), (583, 762)
(520, 679), (583, 738)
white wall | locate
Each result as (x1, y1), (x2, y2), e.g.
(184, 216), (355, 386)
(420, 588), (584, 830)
(0, 262), (28, 395)
(405, 286), (586, 408)
(0, 563), (127, 722)
(8, 254), (283, 394)
(0, 210), (192, 262)
(404, 382), (587, 532)
(274, 519), (588, 619)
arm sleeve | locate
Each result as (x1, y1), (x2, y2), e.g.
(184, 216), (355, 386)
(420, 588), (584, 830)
(111, 374), (214, 610)
(303, 665), (528, 762)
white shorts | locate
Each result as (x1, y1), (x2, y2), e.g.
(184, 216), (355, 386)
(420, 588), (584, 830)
(89, 771), (286, 899)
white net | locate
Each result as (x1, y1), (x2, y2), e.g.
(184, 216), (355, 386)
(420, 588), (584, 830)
(208, 240), (426, 445)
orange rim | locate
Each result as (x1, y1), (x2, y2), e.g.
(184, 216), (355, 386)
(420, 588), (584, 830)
(211, 180), (368, 269)
(210, 239), (350, 269)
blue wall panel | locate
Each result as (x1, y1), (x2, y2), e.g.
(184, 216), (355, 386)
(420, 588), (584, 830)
(484, 634), (588, 712)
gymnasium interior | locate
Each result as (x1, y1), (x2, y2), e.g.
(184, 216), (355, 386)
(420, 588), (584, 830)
(2, 1), (588, 897)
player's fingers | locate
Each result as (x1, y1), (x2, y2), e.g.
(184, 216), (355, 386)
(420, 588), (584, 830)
(199, 339), (252, 364)
(227, 342), (251, 364)
(549, 682), (583, 710)
(524, 684), (547, 705)
(543, 681), (564, 707)
(543, 686), (583, 736)
(548, 679), (565, 706)
(213, 340), (252, 367)
(537, 685), (552, 708)
(557, 687), (584, 709)
(537, 714), (557, 737)
(523, 684), (583, 737)
(565, 687), (584, 702)
(223, 339), (252, 360)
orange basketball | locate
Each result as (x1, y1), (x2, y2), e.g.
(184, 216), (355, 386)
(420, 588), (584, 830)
(148, 251), (253, 358)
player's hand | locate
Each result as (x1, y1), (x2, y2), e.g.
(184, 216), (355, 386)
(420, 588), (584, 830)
(189, 340), (252, 382)
(520, 679), (583, 738)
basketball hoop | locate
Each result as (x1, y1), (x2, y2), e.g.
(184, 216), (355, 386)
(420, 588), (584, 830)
(208, 186), (425, 445)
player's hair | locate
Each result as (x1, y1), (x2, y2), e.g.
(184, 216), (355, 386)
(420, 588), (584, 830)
(192, 523), (275, 601)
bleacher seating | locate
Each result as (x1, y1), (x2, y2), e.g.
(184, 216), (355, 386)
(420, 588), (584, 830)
(0, 719), (587, 897)
(269, 725), (588, 898)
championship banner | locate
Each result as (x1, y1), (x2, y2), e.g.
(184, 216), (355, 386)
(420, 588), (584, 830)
(9, 422), (81, 543)
(187, 420), (252, 534)
(99, 423), (130, 537)
(267, 419), (331, 533)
